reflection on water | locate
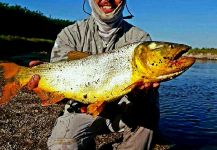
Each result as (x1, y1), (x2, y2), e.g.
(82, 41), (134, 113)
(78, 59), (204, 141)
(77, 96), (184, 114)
(159, 60), (217, 149)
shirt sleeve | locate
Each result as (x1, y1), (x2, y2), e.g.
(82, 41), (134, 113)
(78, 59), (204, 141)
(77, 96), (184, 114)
(50, 27), (78, 63)
(140, 32), (152, 42)
(132, 26), (152, 42)
(118, 21), (152, 46)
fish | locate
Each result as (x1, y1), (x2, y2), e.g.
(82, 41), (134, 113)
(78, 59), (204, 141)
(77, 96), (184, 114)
(0, 41), (195, 116)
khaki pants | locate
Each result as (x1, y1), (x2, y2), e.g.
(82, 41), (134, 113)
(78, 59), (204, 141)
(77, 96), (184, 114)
(47, 91), (159, 150)
(47, 113), (154, 150)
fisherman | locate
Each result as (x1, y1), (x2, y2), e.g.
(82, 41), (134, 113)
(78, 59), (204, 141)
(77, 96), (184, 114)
(28, 0), (160, 149)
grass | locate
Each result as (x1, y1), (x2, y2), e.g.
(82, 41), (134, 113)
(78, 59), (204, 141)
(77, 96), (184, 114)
(0, 35), (54, 43)
(0, 34), (53, 65)
(0, 34), (54, 55)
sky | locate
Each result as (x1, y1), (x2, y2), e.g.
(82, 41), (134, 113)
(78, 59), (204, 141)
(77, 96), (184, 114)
(1, 0), (217, 48)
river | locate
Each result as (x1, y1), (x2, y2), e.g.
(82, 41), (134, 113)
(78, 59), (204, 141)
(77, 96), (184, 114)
(158, 60), (217, 150)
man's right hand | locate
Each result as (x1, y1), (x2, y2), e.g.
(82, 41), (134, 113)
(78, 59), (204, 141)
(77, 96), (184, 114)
(27, 60), (43, 90)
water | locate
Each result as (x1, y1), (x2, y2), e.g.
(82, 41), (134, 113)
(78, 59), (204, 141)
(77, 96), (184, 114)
(158, 60), (217, 149)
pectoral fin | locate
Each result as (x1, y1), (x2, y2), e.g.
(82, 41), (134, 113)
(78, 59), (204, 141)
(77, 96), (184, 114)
(87, 101), (106, 117)
(67, 51), (90, 61)
(0, 81), (21, 105)
(0, 63), (22, 105)
(123, 80), (144, 92)
(33, 88), (64, 106)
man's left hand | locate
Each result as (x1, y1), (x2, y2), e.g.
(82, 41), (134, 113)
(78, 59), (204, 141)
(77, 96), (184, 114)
(138, 82), (160, 90)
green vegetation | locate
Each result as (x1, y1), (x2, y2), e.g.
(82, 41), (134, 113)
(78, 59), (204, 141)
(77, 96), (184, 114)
(188, 48), (217, 55)
(0, 35), (54, 43)
(0, 34), (54, 65)
(0, 2), (75, 65)
(0, 2), (74, 39)
(186, 48), (217, 60)
(0, 35), (54, 54)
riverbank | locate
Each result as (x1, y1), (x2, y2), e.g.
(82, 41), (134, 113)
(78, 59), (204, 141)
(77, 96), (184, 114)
(185, 53), (217, 60)
(185, 48), (217, 60)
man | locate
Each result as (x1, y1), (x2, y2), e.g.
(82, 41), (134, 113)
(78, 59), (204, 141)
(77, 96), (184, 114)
(28, 0), (160, 149)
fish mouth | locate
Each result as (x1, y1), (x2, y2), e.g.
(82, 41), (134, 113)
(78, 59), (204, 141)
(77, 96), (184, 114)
(157, 45), (195, 81)
(170, 45), (193, 65)
(173, 46), (191, 60)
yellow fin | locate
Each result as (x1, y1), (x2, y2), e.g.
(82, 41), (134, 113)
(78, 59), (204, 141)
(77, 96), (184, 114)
(0, 63), (22, 105)
(123, 80), (144, 92)
(33, 88), (64, 106)
(67, 51), (90, 61)
(0, 63), (20, 79)
(0, 81), (21, 105)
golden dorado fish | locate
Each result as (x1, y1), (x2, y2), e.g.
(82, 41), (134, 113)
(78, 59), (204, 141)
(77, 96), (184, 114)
(0, 41), (195, 115)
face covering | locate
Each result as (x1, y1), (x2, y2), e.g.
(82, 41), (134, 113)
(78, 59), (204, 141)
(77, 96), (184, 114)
(88, 0), (126, 23)
(88, 0), (126, 47)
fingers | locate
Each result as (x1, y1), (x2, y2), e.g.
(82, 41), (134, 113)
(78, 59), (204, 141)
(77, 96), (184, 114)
(138, 82), (160, 90)
(153, 82), (160, 89)
(138, 83), (150, 90)
(27, 61), (43, 90)
(29, 60), (43, 67)
(27, 74), (40, 90)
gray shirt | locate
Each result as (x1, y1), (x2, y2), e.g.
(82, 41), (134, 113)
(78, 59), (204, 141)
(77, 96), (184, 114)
(50, 16), (151, 62)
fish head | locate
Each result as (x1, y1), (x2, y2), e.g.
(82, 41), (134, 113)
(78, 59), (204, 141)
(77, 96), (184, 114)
(133, 41), (196, 82)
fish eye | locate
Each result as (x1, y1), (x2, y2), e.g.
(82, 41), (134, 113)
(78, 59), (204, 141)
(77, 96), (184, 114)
(148, 43), (164, 50)
(148, 42), (157, 49)
(169, 44), (175, 49)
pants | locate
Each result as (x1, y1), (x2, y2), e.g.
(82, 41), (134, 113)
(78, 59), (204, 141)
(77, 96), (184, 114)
(47, 91), (159, 150)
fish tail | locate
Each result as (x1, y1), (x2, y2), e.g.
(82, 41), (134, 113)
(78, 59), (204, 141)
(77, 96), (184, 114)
(0, 63), (22, 105)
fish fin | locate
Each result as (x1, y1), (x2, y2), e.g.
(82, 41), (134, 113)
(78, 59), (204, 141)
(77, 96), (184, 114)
(33, 88), (64, 106)
(0, 81), (21, 105)
(123, 80), (144, 92)
(67, 51), (90, 61)
(0, 63), (20, 79)
(87, 101), (106, 117)
(0, 63), (22, 105)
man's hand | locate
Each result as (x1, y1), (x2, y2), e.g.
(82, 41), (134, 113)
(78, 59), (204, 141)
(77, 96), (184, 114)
(29, 60), (43, 67)
(138, 82), (160, 90)
(131, 82), (160, 95)
(27, 60), (43, 90)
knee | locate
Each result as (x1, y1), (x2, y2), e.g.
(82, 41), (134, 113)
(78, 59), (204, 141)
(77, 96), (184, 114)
(47, 138), (78, 150)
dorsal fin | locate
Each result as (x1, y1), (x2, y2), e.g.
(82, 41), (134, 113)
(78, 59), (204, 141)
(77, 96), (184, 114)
(67, 51), (90, 61)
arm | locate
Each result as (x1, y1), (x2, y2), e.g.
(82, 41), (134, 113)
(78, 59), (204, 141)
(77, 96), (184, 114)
(50, 27), (78, 62)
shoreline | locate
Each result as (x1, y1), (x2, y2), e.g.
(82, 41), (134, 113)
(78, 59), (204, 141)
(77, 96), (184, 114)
(185, 53), (217, 60)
